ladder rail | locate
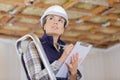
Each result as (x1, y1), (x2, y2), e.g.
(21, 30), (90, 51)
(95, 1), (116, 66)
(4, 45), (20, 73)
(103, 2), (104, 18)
(15, 33), (56, 80)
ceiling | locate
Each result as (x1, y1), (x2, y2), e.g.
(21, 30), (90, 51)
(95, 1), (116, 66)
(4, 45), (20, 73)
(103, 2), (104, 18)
(0, 0), (120, 48)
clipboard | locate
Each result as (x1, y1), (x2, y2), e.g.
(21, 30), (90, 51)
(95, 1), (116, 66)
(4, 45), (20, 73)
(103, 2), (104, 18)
(56, 41), (92, 78)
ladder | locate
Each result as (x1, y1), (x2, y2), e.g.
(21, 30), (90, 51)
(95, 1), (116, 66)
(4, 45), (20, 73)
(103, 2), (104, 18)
(15, 33), (56, 80)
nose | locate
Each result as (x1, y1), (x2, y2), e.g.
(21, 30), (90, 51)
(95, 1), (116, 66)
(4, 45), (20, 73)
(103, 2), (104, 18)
(53, 19), (59, 24)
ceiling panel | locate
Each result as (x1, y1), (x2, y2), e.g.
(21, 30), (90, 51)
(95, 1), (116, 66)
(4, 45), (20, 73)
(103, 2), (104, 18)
(0, 0), (120, 48)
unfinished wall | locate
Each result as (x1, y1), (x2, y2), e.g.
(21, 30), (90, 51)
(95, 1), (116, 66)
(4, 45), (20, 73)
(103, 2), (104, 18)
(0, 38), (120, 80)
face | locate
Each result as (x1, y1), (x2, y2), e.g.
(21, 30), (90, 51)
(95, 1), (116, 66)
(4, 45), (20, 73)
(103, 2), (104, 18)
(43, 15), (65, 36)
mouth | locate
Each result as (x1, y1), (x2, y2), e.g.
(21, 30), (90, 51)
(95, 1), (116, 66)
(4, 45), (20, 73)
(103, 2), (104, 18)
(52, 25), (58, 29)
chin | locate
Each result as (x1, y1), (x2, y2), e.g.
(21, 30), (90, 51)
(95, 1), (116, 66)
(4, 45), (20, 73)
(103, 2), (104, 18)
(46, 32), (60, 36)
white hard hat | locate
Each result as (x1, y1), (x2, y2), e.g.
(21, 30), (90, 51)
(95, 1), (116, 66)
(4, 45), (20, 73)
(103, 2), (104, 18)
(40, 5), (68, 27)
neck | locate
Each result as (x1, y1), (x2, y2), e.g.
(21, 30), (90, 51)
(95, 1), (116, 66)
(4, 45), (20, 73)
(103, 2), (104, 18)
(45, 33), (60, 44)
(53, 35), (59, 44)
(52, 35), (60, 50)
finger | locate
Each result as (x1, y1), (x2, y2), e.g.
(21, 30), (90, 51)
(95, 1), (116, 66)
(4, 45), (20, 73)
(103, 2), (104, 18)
(75, 53), (79, 61)
(66, 44), (73, 50)
(71, 55), (74, 63)
(64, 44), (73, 55)
(72, 53), (78, 63)
(71, 54), (76, 63)
(72, 54), (79, 68)
(66, 62), (72, 71)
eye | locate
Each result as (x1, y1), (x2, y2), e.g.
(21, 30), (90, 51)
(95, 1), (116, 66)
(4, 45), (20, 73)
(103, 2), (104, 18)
(58, 19), (65, 23)
(47, 16), (54, 20)
(49, 17), (53, 20)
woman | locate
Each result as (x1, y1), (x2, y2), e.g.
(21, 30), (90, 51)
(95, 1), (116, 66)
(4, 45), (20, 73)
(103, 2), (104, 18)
(24, 5), (82, 80)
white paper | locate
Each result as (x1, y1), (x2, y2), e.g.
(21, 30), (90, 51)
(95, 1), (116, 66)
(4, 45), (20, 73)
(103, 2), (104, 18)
(56, 41), (92, 78)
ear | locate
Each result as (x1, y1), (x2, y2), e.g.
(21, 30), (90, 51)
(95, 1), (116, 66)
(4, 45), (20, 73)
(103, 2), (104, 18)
(43, 25), (46, 31)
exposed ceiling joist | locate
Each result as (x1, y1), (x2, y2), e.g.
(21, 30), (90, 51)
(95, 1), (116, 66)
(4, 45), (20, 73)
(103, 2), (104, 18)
(0, 0), (120, 48)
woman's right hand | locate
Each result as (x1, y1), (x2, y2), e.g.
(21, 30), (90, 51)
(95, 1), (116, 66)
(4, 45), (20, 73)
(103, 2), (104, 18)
(58, 44), (73, 63)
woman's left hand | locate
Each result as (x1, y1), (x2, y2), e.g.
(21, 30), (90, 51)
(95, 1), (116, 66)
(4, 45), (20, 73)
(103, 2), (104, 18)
(66, 53), (81, 79)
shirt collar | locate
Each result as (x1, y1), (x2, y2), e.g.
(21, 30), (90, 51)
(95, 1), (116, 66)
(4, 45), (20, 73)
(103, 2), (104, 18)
(41, 33), (65, 46)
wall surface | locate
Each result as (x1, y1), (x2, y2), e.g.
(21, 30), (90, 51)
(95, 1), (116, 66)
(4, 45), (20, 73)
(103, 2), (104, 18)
(80, 44), (120, 80)
(0, 38), (120, 80)
(0, 39), (27, 80)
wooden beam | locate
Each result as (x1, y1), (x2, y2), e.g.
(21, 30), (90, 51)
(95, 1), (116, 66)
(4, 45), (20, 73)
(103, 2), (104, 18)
(9, 5), (26, 14)
(62, 0), (79, 9)
(91, 6), (107, 14)
(76, 6), (108, 22)
(14, 13), (40, 19)
(0, 11), (8, 15)
(0, 15), (13, 25)
(0, 34), (20, 39)
(0, 0), (25, 5)
(79, 0), (109, 6)
(108, 0), (120, 6)
(33, 2), (53, 8)
(13, 21), (40, 29)
(0, 28), (30, 37)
